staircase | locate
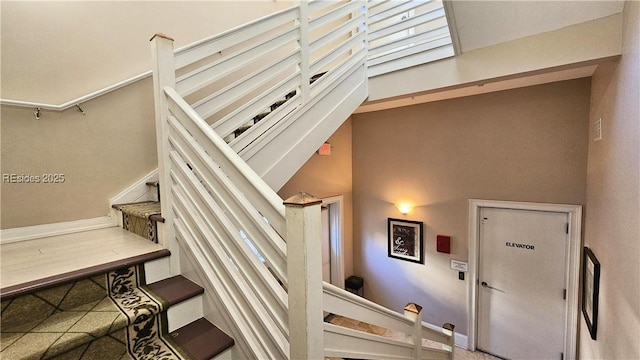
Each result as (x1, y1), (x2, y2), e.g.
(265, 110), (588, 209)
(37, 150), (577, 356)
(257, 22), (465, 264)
(148, 1), (457, 358)
(2, 1), (458, 359)
(0, 230), (234, 360)
(112, 181), (163, 243)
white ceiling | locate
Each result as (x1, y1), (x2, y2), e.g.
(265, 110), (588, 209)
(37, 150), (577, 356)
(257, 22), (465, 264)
(355, 65), (597, 113)
(450, 1), (625, 53)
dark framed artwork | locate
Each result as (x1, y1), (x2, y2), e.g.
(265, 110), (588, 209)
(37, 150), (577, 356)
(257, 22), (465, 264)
(387, 218), (424, 264)
(582, 247), (601, 340)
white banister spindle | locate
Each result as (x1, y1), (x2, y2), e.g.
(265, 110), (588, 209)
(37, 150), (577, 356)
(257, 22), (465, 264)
(284, 192), (324, 360)
(150, 33), (177, 256)
(444, 322), (456, 359)
(404, 303), (423, 359)
(297, 1), (310, 102)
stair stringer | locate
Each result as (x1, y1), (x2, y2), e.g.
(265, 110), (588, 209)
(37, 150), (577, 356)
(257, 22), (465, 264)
(239, 62), (368, 190)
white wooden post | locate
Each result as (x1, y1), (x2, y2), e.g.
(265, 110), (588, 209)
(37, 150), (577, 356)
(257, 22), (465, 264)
(443, 322), (456, 359)
(297, 1), (311, 103)
(404, 303), (423, 359)
(150, 33), (178, 271)
(285, 192), (324, 360)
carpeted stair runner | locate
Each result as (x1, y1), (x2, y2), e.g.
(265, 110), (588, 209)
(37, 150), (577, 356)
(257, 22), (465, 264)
(112, 202), (161, 243)
(1, 266), (184, 360)
(108, 266), (184, 360)
(1, 274), (130, 359)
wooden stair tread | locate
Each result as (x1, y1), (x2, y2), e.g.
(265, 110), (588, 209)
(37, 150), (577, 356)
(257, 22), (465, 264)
(149, 213), (165, 223)
(0, 227), (167, 296)
(170, 318), (234, 360)
(146, 275), (203, 306)
(112, 201), (161, 219)
(1, 249), (170, 300)
(111, 199), (157, 209)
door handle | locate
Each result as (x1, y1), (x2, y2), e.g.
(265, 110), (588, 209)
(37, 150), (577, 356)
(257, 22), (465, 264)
(481, 281), (505, 293)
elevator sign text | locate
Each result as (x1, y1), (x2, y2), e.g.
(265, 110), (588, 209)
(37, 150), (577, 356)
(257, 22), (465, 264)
(505, 242), (535, 250)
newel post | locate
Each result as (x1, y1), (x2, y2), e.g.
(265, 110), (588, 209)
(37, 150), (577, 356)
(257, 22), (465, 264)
(404, 303), (423, 359)
(150, 33), (176, 252)
(284, 192), (324, 359)
(443, 322), (456, 359)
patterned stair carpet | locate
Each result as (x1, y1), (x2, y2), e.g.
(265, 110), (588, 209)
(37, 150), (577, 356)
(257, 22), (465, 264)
(1, 266), (185, 360)
(113, 202), (161, 243)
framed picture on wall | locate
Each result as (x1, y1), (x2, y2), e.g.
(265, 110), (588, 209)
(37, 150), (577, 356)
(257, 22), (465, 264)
(387, 218), (424, 264)
(582, 246), (601, 340)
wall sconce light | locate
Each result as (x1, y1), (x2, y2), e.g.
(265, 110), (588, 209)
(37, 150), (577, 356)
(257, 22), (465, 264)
(395, 203), (414, 215)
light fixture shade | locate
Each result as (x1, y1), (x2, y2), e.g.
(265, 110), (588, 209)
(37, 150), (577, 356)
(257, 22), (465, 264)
(395, 203), (414, 215)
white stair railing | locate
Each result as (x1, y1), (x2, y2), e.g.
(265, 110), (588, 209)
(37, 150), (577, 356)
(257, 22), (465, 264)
(324, 283), (455, 359)
(151, 1), (456, 359)
(164, 1), (370, 189)
(162, 85), (290, 358)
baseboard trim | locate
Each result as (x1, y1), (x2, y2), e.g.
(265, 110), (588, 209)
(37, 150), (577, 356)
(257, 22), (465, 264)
(0, 216), (117, 244)
(423, 320), (469, 350)
(455, 332), (469, 350)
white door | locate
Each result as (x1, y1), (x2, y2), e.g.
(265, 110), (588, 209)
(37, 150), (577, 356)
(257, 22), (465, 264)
(321, 206), (331, 283)
(478, 207), (568, 359)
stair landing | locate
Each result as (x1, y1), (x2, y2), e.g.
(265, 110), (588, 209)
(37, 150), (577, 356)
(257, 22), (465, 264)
(1, 227), (165, 293)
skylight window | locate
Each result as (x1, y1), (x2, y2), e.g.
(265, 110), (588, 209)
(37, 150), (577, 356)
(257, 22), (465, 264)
(367, 0), (456, 77)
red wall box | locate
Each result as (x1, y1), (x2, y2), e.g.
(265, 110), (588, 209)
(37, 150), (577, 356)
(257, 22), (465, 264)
(437, 235), (451, 254)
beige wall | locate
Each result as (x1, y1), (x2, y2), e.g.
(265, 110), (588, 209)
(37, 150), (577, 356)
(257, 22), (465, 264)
(580, 2), (640, 359)
(352, 79), (590, 335)
(0, 1), (291, 229)
(1, 78), (157, 228)
(1, 1), (294, 104)
(278, 119), (354, 278)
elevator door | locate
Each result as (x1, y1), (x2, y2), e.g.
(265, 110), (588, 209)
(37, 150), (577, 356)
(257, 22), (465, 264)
(477, 207), (568, 359)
